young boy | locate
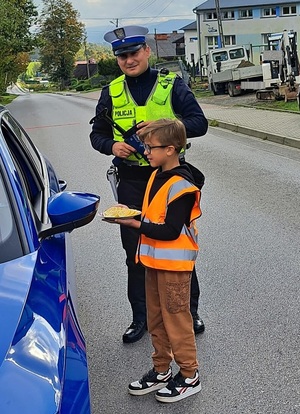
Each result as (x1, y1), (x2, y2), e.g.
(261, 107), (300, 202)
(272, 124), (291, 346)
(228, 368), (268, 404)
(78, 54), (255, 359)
(115, 118), (202, 403)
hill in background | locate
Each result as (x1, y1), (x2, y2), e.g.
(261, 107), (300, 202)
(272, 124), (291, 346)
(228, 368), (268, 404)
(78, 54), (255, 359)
(86, 18), (194, 44)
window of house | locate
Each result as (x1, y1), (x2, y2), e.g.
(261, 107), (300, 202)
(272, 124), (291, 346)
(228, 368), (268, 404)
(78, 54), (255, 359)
(222, 10), (235, 19)
(282, 6), (296, 15)
(189, 37), (197, 42)
(224, 35), (236, 46)
(207, 36), (218, 47)
(205, 12), (217, 20)
(262, 7), (276, 17)
(240, 9), (253, 18)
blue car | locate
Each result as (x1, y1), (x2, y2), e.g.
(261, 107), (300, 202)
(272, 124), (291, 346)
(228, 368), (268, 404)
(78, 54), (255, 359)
(0, 105), (99, 413)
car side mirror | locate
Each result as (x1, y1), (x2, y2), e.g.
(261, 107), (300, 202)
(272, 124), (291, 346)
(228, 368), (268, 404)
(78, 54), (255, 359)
(59, 179), (67, 191)
(39, 191), (100, 240)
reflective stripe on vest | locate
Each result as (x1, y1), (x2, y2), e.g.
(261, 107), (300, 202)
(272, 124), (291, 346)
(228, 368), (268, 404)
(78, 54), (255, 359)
(109, 72), (177, 165)
(137, 170), (201, 271)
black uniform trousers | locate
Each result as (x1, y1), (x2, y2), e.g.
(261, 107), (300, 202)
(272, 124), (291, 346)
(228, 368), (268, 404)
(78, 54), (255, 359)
(117, 164), (200, 322)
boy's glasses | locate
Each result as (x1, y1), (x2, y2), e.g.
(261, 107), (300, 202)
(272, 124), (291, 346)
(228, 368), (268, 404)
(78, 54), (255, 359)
(144, 144), (169, 153)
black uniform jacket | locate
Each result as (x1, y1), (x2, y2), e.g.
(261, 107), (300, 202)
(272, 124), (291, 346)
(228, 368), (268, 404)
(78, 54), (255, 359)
(90, 67), (208, 156)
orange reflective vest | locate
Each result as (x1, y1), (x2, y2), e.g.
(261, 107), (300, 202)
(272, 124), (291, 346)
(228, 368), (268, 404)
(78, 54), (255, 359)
(136, 170), (201, 272)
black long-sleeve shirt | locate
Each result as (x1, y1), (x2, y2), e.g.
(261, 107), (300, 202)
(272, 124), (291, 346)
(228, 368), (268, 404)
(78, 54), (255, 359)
(139, 165), (199, 241)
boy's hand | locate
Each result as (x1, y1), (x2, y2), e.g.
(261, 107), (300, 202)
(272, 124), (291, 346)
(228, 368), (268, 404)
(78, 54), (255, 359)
(115, 218), (141, 228)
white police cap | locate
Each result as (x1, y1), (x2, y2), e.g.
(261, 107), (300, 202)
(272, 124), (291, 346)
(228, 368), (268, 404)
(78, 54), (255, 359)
(104, 25), (149, 56)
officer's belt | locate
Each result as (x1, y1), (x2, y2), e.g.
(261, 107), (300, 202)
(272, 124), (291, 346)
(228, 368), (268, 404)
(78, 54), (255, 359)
(118, 162), (154, 181)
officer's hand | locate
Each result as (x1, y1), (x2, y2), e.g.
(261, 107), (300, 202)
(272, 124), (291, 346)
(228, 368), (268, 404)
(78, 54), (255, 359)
(136, 121), (153, 136)
(112, 141), (136, 158)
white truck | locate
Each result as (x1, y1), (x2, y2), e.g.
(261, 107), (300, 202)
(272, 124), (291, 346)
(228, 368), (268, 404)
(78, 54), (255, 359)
(207, 30), (300, 101)
(155, 59), (191, 87)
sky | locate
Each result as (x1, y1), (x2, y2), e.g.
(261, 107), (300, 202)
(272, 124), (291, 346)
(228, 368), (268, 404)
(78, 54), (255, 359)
(33, 0), (206, 43)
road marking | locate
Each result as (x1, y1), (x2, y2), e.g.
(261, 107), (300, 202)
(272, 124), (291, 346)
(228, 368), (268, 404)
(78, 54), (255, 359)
(25, 122), (81, 130)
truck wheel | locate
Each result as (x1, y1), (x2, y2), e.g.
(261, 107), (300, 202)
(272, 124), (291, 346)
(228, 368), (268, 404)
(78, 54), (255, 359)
(210, 82), (217, 95)
(228, 82), (235, 97)
(211, 82), (225, 95)
(228, 82), (241, 97)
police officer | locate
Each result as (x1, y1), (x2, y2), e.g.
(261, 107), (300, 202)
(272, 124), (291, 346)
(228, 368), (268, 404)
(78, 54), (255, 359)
(90, 25), (208, 343)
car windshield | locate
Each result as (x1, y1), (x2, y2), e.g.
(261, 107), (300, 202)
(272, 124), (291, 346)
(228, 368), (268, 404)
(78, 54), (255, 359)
(0, 173), (23, 263)
(213, 51), (228, 62)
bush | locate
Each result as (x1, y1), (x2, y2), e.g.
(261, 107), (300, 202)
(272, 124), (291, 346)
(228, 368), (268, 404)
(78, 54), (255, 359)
(70, 78), (79, 88)
(24, 79), (40, 84)
(90, 75), (105, 88)
(74, 78), (95, 91)
(25, 83), (48, 91)
(75, 84), (85, 91)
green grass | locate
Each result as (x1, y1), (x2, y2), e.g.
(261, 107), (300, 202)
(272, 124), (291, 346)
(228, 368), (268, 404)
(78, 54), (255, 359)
(0, 94), (18, 106)
(250, 99), (299, 112)
(193, 89), (214, 99)
(190, 79), (213, 99)
(209, 119), (219, 127)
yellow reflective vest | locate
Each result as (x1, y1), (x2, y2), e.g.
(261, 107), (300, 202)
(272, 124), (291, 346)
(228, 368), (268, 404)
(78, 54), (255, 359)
(136, 170), (201, 271)
(109, 71), (177, 165)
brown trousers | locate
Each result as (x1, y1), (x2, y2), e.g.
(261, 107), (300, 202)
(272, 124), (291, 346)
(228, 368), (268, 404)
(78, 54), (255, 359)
(145, 268), (199, 378)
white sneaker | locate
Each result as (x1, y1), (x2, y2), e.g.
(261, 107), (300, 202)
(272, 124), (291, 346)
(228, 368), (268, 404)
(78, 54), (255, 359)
(128, 367), (172, 396)
(155, 370), (201, 403)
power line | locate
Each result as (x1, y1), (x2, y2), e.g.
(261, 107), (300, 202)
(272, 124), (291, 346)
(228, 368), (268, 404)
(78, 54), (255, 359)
(123, 0), (159, 17)
(152, 0), (176, 18)
(81, 14), (194, 21)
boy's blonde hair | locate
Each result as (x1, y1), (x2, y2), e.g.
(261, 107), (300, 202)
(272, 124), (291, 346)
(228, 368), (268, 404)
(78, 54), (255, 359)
(140, 118), (186, 153)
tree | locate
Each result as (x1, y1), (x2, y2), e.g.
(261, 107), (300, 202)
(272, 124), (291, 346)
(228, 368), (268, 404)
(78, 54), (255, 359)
(37, 0), (84, 90)
(0, 0), (38, 94)
(25, 61), (42, 79)
(75, 43), (113, 63)
(97, 57), (122, 78)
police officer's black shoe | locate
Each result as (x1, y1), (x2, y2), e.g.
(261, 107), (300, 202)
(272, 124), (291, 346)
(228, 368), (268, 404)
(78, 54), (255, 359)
(123, 321), (147, 343)
(192, 314), (205, 335)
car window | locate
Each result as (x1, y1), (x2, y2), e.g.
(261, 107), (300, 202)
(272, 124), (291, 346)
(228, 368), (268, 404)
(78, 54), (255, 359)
(229, 48), (245, 60)
(3, 113), (43, 176)
(0, 172), (23, 263)
(213, 51), (228, 62)
(1, 112), (46, 222)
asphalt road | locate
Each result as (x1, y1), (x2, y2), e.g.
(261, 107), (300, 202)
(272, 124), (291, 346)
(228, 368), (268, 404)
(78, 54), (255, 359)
(8, 93), (300, 414)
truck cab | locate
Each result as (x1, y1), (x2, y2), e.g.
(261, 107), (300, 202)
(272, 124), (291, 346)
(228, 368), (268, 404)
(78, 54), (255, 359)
(155, 59), (191, 87)
(207, 46), (248, 74)
(206, 46), (251, 94)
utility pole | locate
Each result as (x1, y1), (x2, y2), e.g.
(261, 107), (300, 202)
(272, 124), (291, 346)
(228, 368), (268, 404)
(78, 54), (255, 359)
(83, 30), (90, 79)
(154, 28), (159, 59)
(195, 12), (203, 81)
(215, 0), (225, 48)
(110, 19), (119, 28)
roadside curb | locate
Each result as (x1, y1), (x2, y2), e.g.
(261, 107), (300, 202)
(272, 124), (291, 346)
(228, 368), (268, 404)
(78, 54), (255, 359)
(207, 119), (300, 150)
